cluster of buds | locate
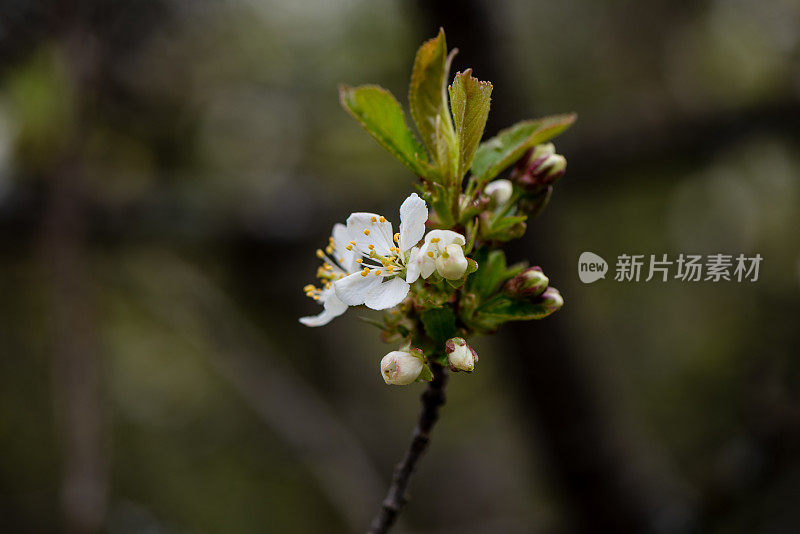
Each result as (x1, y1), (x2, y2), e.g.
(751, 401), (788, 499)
(505, 267), (564, 315)
(379, 337), (480, 384)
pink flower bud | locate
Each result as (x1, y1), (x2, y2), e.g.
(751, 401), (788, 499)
(540, 286), (564, 313)
(505, 267), (549, 297)
(512, 143), (567, 189)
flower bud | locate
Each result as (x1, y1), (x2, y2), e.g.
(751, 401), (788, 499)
(540, 286), (564, 314)
(436, 243), (468, 280)
(505, 267), (549, 297)
(445, 337), (478, 372)
(380, 350), (424, 385)
(484, 179), (513, 207)
(511, 143), (567, 190)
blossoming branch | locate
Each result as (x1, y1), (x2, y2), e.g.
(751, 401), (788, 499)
(299, 28), (575, 534)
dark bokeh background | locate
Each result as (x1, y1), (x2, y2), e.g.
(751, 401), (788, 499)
(1, 0), (799, 533)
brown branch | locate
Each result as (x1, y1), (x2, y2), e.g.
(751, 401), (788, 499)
(367, 364), (448, 534)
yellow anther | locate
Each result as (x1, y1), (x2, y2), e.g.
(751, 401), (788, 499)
(371, 216), (377, 223)
(386, 265), (394, 272)
(375, 270), (381, 276)
(303, 284), (315, 292)
(394, 233), (400, 243)
(364, 229), (370, 236)
(427, 251), (434, 258)
(430, 237), (440, 243)
(361, 271), (368, 277)
(346, 244), (353, 251)
(368, 244), (374, 250)
(325, 245), (334, 254)
(338, 257), (344, 263)
(316, 249), (324, 258)
(379, 216), (386, 223)
(355, 258), (363, 263)
(350, 240), (356, 245)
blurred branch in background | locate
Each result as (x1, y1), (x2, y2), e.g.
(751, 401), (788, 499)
(41, 27), (108, 534)
(567, 98), (800, 183)
(117, 253), (388, 532)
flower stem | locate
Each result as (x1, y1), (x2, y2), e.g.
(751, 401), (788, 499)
(366, 364), (448, 534)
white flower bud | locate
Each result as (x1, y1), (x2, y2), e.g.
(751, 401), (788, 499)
(484, 179), (513, 206)
(445, 337), (478, 372)
(380, 350), (423, 385)
(435, 243), (468, 280)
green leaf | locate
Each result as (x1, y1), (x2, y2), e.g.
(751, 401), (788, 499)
(446, 277), (464, 289)
(408, 29), (456, 170)
(474, 297), (552, 329)
(420, 307), (457, 346)
(492, 215), (527, 232)
(417, 364), (434, 382)
(339, 84), (432, 177)
(449, 69), (492, 180)
(471, 113), (576, 185)
(465, 248), (507, 298)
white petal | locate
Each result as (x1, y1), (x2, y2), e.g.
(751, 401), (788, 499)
(332, 223), (357, 272)
(322, 287), (348, 315)
(416, 243), (437, 279)
(347, 212), (394, 256)
(420, 256), (436, 279)
(398, 193), (427, 253)
(298, 288), (349, 327)
(299, 308), (337, 327)
(436, 243), (469, 279)
(334, 272), (382, 306)
(364, 277), (410, 310)
(425, 229), (466, 247)
(406, 247), (421, 283)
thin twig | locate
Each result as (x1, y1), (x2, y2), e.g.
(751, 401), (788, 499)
(367, 364), (448, 534)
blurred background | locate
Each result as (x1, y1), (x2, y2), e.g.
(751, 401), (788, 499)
(1, 0), (799, 532)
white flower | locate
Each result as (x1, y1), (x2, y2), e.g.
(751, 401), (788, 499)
(484, 179), (513, 206)
(445, 337), (477, 372)
(411, 229), (468, 281)
(334, 193), (428, 310)
(299, 223), (360, 327)
(380, 350), (424, 385)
